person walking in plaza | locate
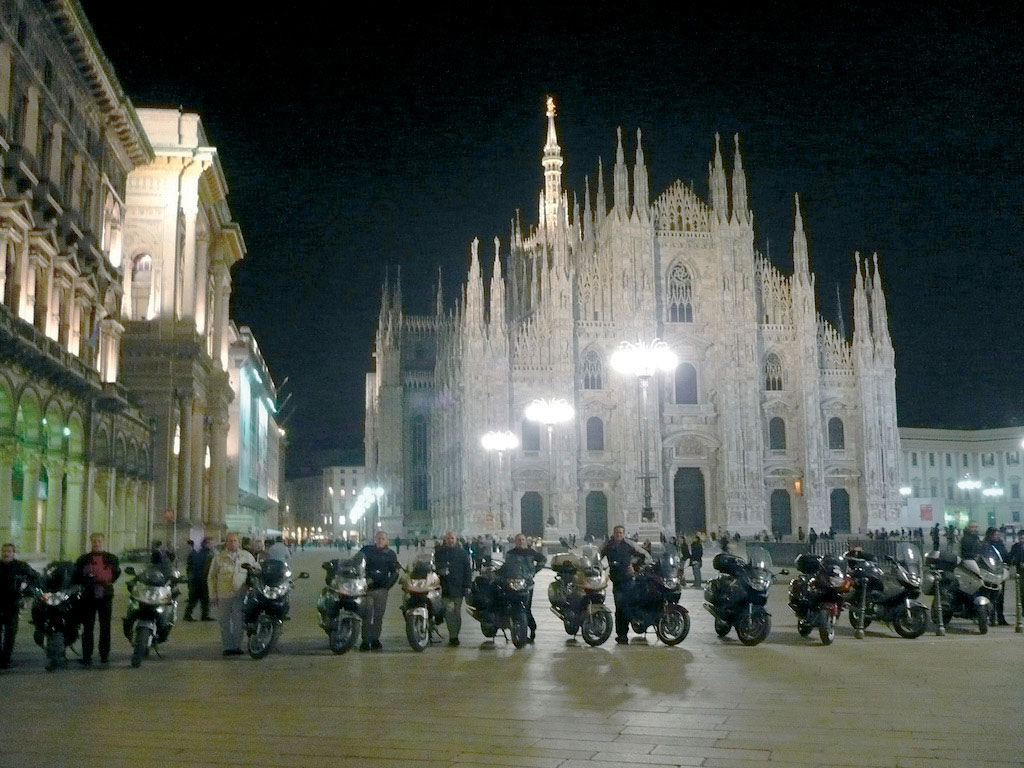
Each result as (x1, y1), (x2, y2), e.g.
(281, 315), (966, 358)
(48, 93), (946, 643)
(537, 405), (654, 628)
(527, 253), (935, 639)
(359, 530), (400, 651)
(184, 538), (214, 621)
(0, 543), (37, 670)
(504, 533), (546, 642)
(73, 533), (121, 666)
(689, 535), (704, 589)
(677, 535), (690, 587)
(207, 532), (257, 656)
(436, 531), (472, 646)
(602, 525), (641, 645)
(808, 528), (818, 549)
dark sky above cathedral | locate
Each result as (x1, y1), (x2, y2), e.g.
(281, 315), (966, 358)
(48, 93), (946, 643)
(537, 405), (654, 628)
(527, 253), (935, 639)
(84, 2), (1023, 457)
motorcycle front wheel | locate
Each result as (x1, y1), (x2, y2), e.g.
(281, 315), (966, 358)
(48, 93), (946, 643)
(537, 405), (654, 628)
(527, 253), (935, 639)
(248, 615), (279, 659)
(796, 616), (813, 637)
(329, 617), (357, 654)
(563, 619), (580, 636)
(510, 613), (530, 649)
(45, 631), (64, 672)
(736, 609), (771, 646)
(131, 625), (152, 668)
(848, 607), (873, 630)
(714, 618), (732, 637)
(406, 613), (429, 652)
(818, 608), (836, 645)
(977, 609), (989, 635)
(480, 622), (498, 638)
(581, 610), (613, 647)
(893, 605), (928, 639)
(655, 605), (690, 646)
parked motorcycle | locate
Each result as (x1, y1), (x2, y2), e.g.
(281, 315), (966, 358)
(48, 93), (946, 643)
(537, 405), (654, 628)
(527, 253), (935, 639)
(317, 555), (367, 654)
(547, 545), (613, 646)
(703, 545), (773, 645)
(122, 565), (184, 667)
(400, 553), (446, 651)
(618, 546), (690, 645)
(845, 543), (928, 639)
(241, 560), (309, 658)
(923, 545), (1007, 634)
(30, 561), (81, 671)
(788, 553), (853, 645)
(467, 557), (536, 649)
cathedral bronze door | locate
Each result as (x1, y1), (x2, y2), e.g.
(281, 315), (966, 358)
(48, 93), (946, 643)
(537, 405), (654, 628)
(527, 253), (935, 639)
(585, 491), (608, 540)
(520, 491), (544, 537)
(770, 489), (792, 537)
(829, 488), (851, 532)
(673, 468), (706, 534)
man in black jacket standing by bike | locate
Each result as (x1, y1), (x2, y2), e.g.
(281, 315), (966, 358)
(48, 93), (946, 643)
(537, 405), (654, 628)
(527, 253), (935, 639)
(503, 534), (545, 642)
(359, 530), (399, 651)
(74, 533), (120, 666)
(436, 531), (473, 646)
(601, 525), (639, 645)
(0, 543), (37, 670)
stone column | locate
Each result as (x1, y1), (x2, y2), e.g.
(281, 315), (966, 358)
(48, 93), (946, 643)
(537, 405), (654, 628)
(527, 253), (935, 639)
(212, 265), (230, 371)
(42, 459), (63, 557)
(62, 462), (85, 557)
(176, 397), (193, 527)
(179, 170), (201, 318)
(20, 451), (41, 555)
(209, 415), (229, 530)
(0, 442), (14, 542)
(189, 405), (205, 526)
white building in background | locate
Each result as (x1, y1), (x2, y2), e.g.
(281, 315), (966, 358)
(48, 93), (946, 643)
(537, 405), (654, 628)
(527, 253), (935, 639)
(365, 100), (902, 540)
(898, 427), (1024, 530)
(322, 465), (366, 541)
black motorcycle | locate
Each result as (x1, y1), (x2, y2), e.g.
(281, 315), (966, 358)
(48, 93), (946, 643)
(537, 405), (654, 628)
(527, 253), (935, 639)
(619, 547), (690, 646)
(467, 557), (536, 649)
(845, 543), (928, 639)
(704, 545), (773, 645)
(241, 560), (309, 659)
(30, 561), (81, 671)
(122, 565), (184, 667)
(317, 555), (366, 654)
(788, 553), (854, 645)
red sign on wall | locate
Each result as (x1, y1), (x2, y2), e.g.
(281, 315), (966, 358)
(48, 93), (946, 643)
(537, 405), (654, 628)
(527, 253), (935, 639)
(919, 504), (933, 522)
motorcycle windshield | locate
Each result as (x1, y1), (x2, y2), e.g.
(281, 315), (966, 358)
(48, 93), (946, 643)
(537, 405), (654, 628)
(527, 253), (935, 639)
(978, 544), (1004, 574)
(498, 557), (535, 581)
(335, 556), (365, 579)
(43, 562), (75, 590)
(261, 559), (290, 587)
(657, 551), (680, 579)
(409, 553), (434, 579)
(894, 543), (922, 580)
(577, 545), (601, 570)
(746, 546), (772, 572)
(140, 567), (170, 587)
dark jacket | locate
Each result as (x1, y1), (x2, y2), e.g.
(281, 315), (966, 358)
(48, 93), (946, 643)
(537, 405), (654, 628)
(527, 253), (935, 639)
(502, 546), (546, 579)
(1008, 541), (1024, 569)
(0, 559), (37, 612)
(601, 539), (637, 584)
(360, 545), (400, 590)
(74, 551), (121, 600)
(187, 547), (213, 583)
(436, 544), (473, 598)
(960, 532), (982, 560)
(689, 540), (704, 565)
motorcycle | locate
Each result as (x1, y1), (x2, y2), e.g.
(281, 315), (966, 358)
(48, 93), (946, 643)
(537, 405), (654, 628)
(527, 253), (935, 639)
(618, 546), (690, 646)
(241, 560), (309, 659)
(400, 553), (446, 651)
(788, 553), (853, 645)
(317, 555), (366, 654)
(703, 545), (773, 645)
(923, 545), (1007, 634)
(845, 543), (929, 639)
(121, 565), (184, 667)
(467, 556), (536, 649)
(547, 544), (614, 646)
(30, 561), (81, 671)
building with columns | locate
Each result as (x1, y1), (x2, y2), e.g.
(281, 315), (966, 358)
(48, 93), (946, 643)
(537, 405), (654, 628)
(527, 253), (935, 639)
(120, 108), (242, 548)
(365, 100), (902, 540)
(0, 0), (156, 558)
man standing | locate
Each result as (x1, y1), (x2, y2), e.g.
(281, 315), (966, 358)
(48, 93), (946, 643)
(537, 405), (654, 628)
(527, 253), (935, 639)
(207, 533), (257, 656)
(503, 534), (546, 642)
(360, 530), (400, 651)
(602, 525), (639, 645)
(184, 538), (214, 622)
(984, 527), (1009, 625)
(74, 533), (121, 666)
(689, 535), (704, 589)
(960, 522), (982, 559)
(0, 543), (37, 670)
(436, 531), (473, 646)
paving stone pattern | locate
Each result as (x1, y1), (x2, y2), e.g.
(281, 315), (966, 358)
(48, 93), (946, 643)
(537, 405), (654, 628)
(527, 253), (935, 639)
(1, 548), (1021, 768)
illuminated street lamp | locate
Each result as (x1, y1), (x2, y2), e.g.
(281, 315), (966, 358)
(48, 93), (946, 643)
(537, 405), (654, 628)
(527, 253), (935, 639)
(525, 399), (575, 531)
(481, 430), (520, 530)
(610, 339), (678, 523)
(899, 486), (913, 497)
(957, 475), (982, 525)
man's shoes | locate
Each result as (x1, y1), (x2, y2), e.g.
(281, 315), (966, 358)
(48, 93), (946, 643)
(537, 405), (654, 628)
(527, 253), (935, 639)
(201, 616), (215, 622)
(997, 619), (1011, 626)
(222, 649), (244, 657)
(183, 615), (195, 622)
(78, 658), (92, 667)
(615, 636), (629, 645)
(448, 638), (460, 647)
(370, 641), (382, 651)
(359, 642), (370, 652)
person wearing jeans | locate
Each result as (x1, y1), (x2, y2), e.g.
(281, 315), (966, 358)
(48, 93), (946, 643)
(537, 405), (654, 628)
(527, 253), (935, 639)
(74, 534), (120, 666)
(207, 533), (257, 656)
(359, 531), (399, 651)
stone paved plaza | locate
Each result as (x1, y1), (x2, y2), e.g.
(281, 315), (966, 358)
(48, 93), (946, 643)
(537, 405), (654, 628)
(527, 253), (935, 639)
(1, 548), (1021, 768)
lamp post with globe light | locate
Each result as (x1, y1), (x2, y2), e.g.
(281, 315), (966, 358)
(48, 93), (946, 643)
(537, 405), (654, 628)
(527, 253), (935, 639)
(957, 475), (982, 527)
(524, 399), (575, 535)
(610, 340), (678, 526)
(481, 430), (519, 531)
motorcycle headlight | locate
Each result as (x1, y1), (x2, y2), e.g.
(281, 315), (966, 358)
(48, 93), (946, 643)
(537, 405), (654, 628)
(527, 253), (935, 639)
(750, 574), (771, 591)
(42, 591), (68, 606)
(135, 585), (172, 604)
(829, 574), (846, 588)
(507, 578), (528, 591)
(406, 578), (430, 592)
(336, 577), (367, 596)
(662, 576), (680, 589)
(262, 585), (289, 600)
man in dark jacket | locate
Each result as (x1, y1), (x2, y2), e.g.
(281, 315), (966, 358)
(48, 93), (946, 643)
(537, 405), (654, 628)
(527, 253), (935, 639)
(689, 536), (704, 589)
(359, 530), (400, 651)
(601, 525), (642, 645)
(184, 538), (214, 621)
(503, 534), (546, 642)
(984, 527), (1010, 625)
(960, 522), (982, 560)
(436, 531), (473, 646)
(0, 543), (37, 669)
(74, 533), (121, 666)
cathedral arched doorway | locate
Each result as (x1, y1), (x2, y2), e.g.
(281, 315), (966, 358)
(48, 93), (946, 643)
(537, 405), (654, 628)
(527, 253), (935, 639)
(830, 488), (851, 533)
(770, 489), (792, 537)
(673, 468), (706, 534)
(585, 491), (608, 540)
(520, 492), (544, 537)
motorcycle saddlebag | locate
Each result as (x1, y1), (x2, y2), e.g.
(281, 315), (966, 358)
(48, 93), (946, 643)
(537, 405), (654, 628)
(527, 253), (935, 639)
(712, 553), (744, 576)
(795, 553), (822, 575)
(924, 550), (958, 571)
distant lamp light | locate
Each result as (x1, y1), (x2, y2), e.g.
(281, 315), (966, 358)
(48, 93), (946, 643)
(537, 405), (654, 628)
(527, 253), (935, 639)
(609, 339), (678, 378)
(982, 485), (1004, 498)
(204, 446), (211, 470)
(173, 425), (180, 456)
(793, 479), (803, 497)
(62, 426), (71, 437)
(481, 430), (520, 452)
(899, 486), (913, 497)
(328, 486), (333, 495)
(957, 476), (981, 491)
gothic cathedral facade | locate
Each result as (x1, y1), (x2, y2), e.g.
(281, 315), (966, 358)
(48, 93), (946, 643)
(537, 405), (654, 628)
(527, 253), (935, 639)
(365, 101), (901, 540)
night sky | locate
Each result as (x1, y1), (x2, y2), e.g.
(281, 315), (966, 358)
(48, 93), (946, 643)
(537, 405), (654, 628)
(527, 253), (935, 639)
(83, 3), (1023, 459)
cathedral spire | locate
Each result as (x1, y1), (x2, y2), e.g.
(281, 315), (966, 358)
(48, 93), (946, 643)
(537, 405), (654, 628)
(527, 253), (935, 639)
(793, 193), (809, 281)
(583, 175), (593, 246)
(490, 236), (505, 330)
(852, 252), (872, 348)
(731, 134), (749, 225)
(709, 133), (728, 221)
(541, 96), (564, 232)
(633, 128), (649, 221)
(613, 126), (630, 218)
(465, 238), (484, 331)
(870, 252), (892, 349)
(596, 157), (607, 226)
(435, 266), (444, 317)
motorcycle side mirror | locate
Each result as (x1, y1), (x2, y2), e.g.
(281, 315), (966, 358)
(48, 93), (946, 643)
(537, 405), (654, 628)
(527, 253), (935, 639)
(124, 566), (136, 576)
(298, 572), (310, 579)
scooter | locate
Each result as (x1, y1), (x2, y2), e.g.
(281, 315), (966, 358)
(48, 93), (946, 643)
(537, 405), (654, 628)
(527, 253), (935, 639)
(788, 553), (853, 645)
(400, 553), (446, 651)
(703, 545), (773, 645)
(845, 543), (929, 639)
(241, 561), (309, 658)
(923, 545), (1007, 634)
(122, 565), (185, 667)
(317, 555), (366, 654)
(548, 545), (613, 646)
(618, 546), (690, 646)
(30, 562), (81, 671)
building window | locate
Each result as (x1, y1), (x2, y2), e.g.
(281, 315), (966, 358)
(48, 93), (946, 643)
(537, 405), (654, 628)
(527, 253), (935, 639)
(981, 453), (995, 467)
(674, 362), (697, 404)
(962, 454), (968, 467)
(930, 480), (938, 498)
(945, 454), (951, 467)
(1006, 452), (1020, 466)
(666, 262), (694, 323)
(412, 473), (428, 510)
(768, 417), (786, 450)
(913, 481), (920, 497)
(582, 348), (603, 390)
(911, 453), (917, 467)
(764, 354), (783, 391)
(586, 417), (604, 451)
(411, 415), (428, 466)
(928, 452), (935, 467)
(827, 417), (845, 450)
(946, 480), (954, 500)
(522, 419), (540, 452)
(1011, 482), (1020, 500)
(130, 254), (152, 320)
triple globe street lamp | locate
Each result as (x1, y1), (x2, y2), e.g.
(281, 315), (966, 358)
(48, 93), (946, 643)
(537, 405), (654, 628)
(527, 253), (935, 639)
(481, 430), (519, 530)
(524, 398), (575, 531)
